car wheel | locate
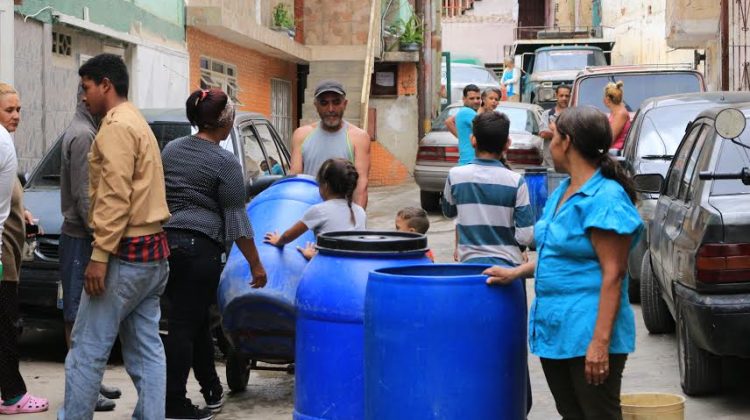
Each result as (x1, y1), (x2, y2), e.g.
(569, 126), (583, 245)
(677, 301), (721, 396)
(420, 190), (441, 213)
(640, 252), (675, 334)
(226, 350), (251, 393)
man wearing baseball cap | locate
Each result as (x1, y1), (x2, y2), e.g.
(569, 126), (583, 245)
(290, 79), (371, 208)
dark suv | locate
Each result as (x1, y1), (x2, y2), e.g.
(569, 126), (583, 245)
(635, 104), (750, 395)
(19, 108), (291, 325)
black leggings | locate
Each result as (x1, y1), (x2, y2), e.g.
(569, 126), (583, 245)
(162, 230), (224, 408)
(0, 281), (26, 400)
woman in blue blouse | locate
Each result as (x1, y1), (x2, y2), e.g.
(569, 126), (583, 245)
(484, 106), (642, 419)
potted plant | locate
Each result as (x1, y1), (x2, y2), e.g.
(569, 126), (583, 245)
(272, 3), (296, 37)
(398, 14), (423, 52)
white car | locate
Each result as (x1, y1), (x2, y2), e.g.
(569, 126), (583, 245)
(441, 63), (502, 104)
(414, 102), (546, 211)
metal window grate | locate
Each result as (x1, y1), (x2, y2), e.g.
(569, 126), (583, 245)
(271, 79), (293, 147)
(198, 56), (242, 104)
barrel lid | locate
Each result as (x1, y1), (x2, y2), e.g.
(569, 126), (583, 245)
(523, 166), (548, 173)
(316, 231), (428, 253)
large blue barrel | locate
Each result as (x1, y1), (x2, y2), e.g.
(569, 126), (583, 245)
(295, 232), (431, 420)
(524, 167), (548, 221)
(547, 170), (568, 198)
(365, 264), (528, 420)
(218, 176), (322, 360)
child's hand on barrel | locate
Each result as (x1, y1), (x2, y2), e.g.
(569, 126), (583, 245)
(264, 231), (283, 247)
(483, 265), (519, 286)
(297, 242), (317, 260)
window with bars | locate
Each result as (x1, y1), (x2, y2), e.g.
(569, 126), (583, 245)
(199, 57), (241, 104)
(52, 32), (72, 57)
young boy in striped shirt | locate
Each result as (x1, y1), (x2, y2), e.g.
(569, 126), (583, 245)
(441, 111), (535, 267)
(441, 110), (535, 415)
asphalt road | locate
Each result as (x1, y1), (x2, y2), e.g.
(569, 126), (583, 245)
(15, 181), (750, 419)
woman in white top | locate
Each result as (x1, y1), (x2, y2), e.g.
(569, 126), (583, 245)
(265, 158), (366, 258)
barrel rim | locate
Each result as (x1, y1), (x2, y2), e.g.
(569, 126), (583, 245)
(370, 263), (499, 284)
(620, 392), (687, 408)
(317, 231), (428, 253)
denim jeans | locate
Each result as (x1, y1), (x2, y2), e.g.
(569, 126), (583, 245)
(60, 257), (168, 420)
(59, 234), (93, 323)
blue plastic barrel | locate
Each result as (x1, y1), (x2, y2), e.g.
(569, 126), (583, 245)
(524, 167), (548, 221)
(218, 176), (321, 360)
(295, 232), (431, 420)
(547, 170), (568, 198)
(365, 264), (528, 420)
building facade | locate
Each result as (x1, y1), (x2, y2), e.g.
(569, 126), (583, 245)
(12, 0), (189, 171)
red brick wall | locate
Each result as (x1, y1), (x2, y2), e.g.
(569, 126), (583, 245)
(187, 28), (298, 126)
(369, 141), (411, 186)
(294, 0), (305, 44)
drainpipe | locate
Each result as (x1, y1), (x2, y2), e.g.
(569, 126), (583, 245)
(721, 0), (729, 90)
(0, 0), (14, 85)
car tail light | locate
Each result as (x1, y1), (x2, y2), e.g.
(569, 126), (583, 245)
(417, 146), (459, 163)
(696, 243), (750, 283)
(507, 148), (542, 165)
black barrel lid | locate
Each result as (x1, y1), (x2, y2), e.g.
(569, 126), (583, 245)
(524, 166), (548, 173)
(316, 231), (428, 253)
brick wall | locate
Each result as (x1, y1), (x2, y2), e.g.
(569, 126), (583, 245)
(187, 28), (298, 126)
(303, 0), (371, 45)
(369, 141), (412, 186)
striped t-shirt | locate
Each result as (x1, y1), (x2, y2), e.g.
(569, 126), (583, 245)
(442, 158), (535, 265)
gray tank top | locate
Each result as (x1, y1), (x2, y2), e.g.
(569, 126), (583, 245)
(301, 121), (354, 176)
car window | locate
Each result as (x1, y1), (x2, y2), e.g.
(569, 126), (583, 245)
(495, 107), (537, 133)
(253, 122), (288, 175)
(431, 107), (461, 131)
(239, 124), (265, 180)
(679, 127), (711, 201)
(636, 103), (710, 158)
(442, 66), (498, 84)
(534, 49), (606, 72)
(665, 124), (703, 198)
(711, 126), (750, 195)
(26, 122), (191, 189)
(576, 73), (703, 113)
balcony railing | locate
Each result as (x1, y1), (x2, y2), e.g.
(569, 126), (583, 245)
(515, 25), (603, 41)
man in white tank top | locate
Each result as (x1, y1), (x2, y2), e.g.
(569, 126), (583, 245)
(290, 80), (371, 208)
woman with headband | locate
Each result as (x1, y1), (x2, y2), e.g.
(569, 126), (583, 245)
(160, 88), (267, 419)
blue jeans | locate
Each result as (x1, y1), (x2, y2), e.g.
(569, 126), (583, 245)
(59, 234), (93, 323)
(60, 257), (168, 420)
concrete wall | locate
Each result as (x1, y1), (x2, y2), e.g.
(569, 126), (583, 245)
(371, 96), (419, 171)
(187, 0), (295, 30)
(441, 0), (516, 64)
(304, 0), (373, 45)
(13, 15), (106, 172)
(601, 0), (695, 68)
(16, 0), (185, 44)
(664, 0), (720, 90)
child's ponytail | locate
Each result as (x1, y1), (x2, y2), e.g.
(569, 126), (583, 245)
(316, 158), (360, 225)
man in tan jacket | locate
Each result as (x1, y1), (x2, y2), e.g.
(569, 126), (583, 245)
(61, 54), (171, 420)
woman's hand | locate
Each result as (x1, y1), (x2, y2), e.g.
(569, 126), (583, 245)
(483, 265), (519, 285)
(585, 339), (610, 386)
(264, 231), (283, 247)
(297, 242), (317, 260)
(250, 265), (267, 288)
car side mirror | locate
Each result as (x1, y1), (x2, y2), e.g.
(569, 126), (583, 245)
(633, 174), (664, 194)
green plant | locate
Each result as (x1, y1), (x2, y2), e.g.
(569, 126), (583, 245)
(272, 3), (295, 30)
(397, 14), (424, 45)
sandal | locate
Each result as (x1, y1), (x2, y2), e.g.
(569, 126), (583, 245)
(0, 393), (49, 414)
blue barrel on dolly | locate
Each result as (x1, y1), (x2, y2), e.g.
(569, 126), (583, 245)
(365, 264), (528, 420)
(218, 176), (321, 392)
(295, 232), (431, 420)
(524, 167), (548, 221)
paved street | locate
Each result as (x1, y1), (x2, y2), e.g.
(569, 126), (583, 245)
(15, 182), (750, 419)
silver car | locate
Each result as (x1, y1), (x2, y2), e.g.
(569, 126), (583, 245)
(414, 102), (546, 211)
(441, 63), (502, 105)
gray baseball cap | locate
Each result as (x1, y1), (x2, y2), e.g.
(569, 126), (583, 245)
(314, 80), (346, 98)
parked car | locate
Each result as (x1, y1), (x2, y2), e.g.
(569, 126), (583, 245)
(621, 92), (750, 303)
(19, 108), (292, 325)
(441, 63), (502, 105)
(414, 102), (545, 211)
(570, 64), (706, 115)
(634, 104), (750, 396)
